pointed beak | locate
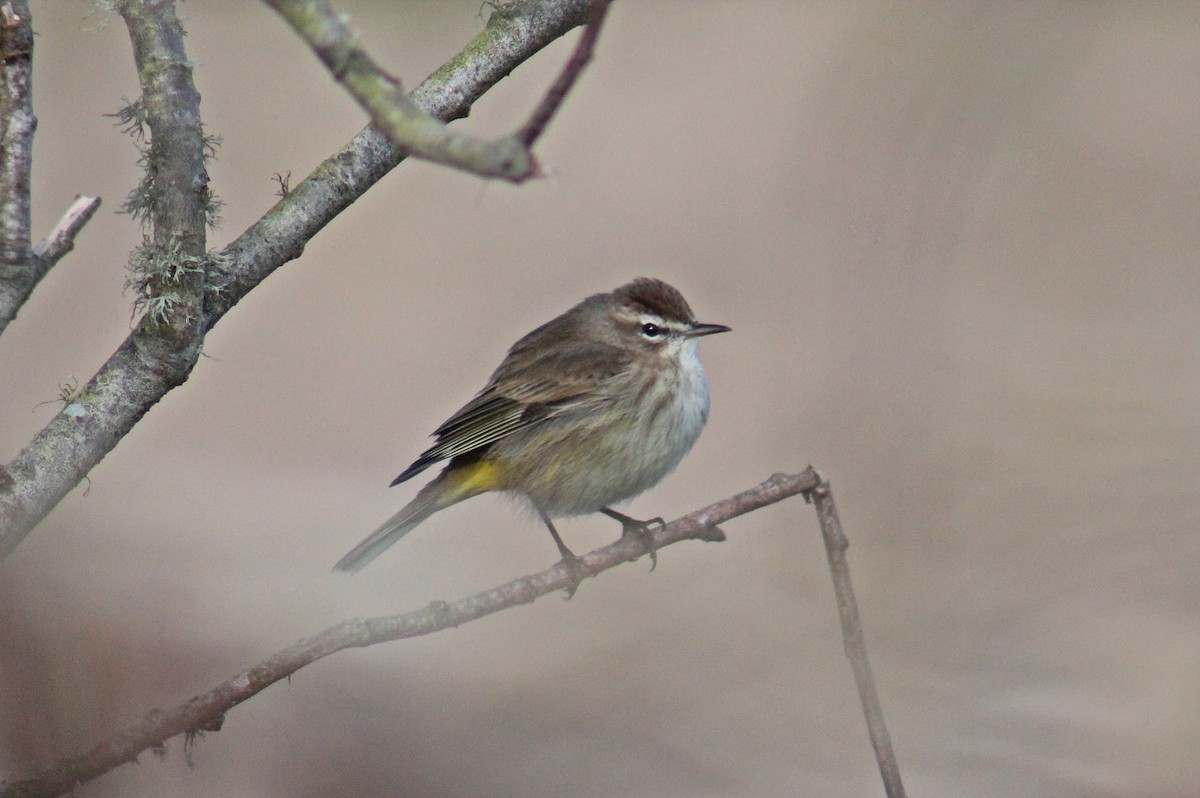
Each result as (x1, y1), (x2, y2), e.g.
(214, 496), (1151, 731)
(686, 321), (731, 338)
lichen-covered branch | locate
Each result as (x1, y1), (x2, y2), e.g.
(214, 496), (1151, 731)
(0, 470), (819, 798)
(0, 1), (211, 560)
(0, 0), (608, 559)
(0, 0), (37, 336)
(116, 0), (209, 352)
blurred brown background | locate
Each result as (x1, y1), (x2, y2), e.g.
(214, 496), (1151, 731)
(2, 2), (1198, 796)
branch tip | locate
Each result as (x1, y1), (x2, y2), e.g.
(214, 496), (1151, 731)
(33, 195), (102, 262)
(807, 480), (905, 797)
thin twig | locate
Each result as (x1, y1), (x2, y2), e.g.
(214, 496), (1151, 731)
(806, 478), (907, 798)
(516, 0), (608, 147)
(32, 195), (101, 262)
(0, 471), (819, 798)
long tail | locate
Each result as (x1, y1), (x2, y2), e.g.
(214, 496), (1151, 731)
(333, 469), (488, 573)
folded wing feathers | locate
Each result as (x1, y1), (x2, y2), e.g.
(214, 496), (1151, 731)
(390, 342), (630, 485)
(426, 395), (528, 460)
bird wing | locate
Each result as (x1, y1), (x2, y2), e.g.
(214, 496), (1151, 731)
(390, 336), (631, 486)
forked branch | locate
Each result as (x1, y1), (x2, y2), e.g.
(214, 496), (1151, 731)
(0, 470), (908, 798)
(0, 6), (102, 336)
(265, 0), (610, 182)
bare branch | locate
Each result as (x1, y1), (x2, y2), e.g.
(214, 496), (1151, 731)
(0, 471), (818, 798)
(0, 0), (37, 336)
(516, 0), (608, 147)
(807, 478), (908, 798)
(265, 0), (609, 182)
(264, 0), (534, 181)
(32, 195), (101, 263)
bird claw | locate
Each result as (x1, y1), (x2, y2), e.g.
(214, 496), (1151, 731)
(559, 552), (585, 599)
(619, 516), (664, 571)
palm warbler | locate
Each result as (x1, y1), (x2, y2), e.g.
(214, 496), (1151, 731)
(334, 277), (729, 578)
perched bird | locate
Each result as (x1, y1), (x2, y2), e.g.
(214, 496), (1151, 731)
(334, 277), (729, 588)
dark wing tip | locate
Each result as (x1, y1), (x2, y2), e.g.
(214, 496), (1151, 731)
(390, 455), (436, 486)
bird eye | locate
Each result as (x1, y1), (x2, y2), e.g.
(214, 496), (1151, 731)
(640, 322), (662, 338)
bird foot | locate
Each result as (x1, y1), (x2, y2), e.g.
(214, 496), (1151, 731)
(617, 515), (664, 571)
(558, 551), (585, 599)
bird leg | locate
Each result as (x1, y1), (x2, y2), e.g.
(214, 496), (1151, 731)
(537, 508), (584, 598)
(600, 507), (664, 571)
